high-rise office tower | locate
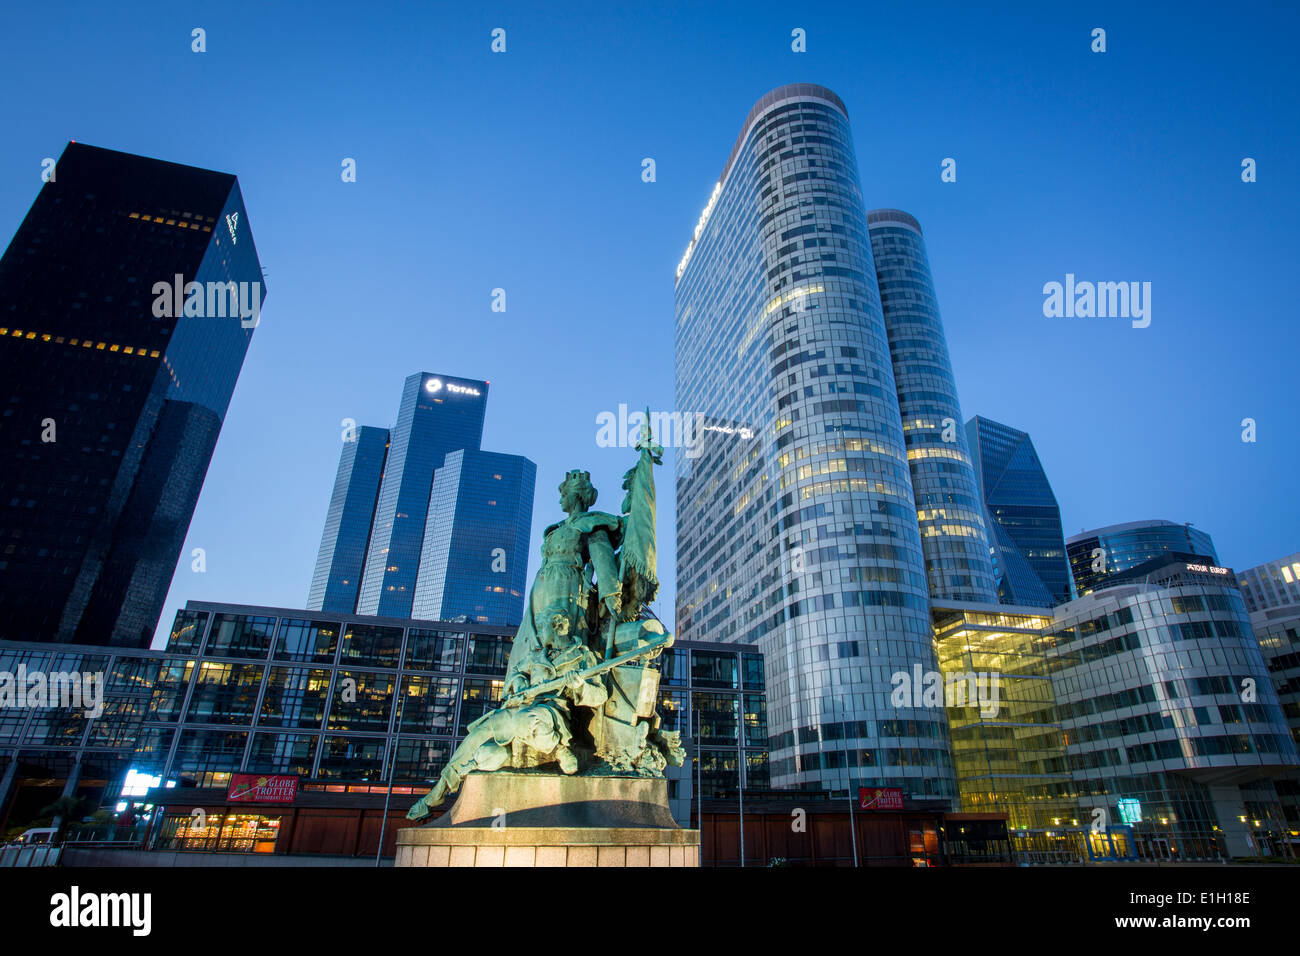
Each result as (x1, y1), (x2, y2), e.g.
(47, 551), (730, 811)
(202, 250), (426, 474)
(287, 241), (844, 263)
(356, 373), (488, 617)
(307, 425), (389, 614)
(868, 210), (997, 604)
(411, 449), (535, 625)
(967, 416), (1072, 606)
(0, 142), (264, 647)
(309, 372), (534, 625)
(1067, 519), (1218, 597)
(675, 85), (953, 802)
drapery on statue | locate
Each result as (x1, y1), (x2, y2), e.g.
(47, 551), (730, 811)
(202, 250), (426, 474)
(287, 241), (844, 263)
(408, 414), (685, 822)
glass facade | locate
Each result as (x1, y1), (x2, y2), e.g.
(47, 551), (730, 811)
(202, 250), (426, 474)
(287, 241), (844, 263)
(355, 372), (490, 617)
(674, 84), (951, 801)
(966, 416), (1072, 606)
(932, 603), (1079, 861)
(1044, 580), (1297, 859)
(309, 371), (535, 623)
(1249, 568), (1300, 839)
(307, 425), (389, 614)
(120, 602), (517, 792)
(0, 142), (264, 647)
(1067, 519), (1218, 597)
(411, 448), (535, 626)
(1238, 551), (1300, 614)
(869, 211), (996, 603)
(0, 639), (167, 835)
(652, 643), (768, 823)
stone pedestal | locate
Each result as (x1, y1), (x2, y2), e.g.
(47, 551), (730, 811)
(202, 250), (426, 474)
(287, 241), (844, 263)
(396, 772), (699, 868)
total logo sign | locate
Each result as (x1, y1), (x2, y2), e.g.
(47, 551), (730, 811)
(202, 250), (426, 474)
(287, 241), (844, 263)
(425, 377), (482, 397)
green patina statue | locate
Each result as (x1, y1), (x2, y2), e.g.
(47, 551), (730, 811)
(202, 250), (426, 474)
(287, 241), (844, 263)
(408, 415), (685, 822)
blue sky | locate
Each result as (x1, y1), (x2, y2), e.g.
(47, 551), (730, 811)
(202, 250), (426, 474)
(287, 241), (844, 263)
(1, 1), (1296, 645)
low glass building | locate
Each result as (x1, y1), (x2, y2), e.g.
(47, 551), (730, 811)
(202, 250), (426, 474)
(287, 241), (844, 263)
(0, 640), (165, 837)
(932, 602), (1080, 861)
(1044, 558), (1297, 859)
(1067, 519), (1218, 597)
(1240, 552), (1300, 843)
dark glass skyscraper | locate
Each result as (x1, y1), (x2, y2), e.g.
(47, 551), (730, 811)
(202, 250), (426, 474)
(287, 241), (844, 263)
(307, 425), (389, 614)
(411, 449), (535, 625)
(869, 210), (997, 603)
(0, 142), (264, 647)
(1067, 519), (1218, 597)
(966, 416), (1071, 606)
(309, 372), (534, 625)
(675, 85), (952, 801)
(356, 373), (489, 617)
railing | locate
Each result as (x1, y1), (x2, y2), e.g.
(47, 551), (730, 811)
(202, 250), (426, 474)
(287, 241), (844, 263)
(0, 844), (62, 867)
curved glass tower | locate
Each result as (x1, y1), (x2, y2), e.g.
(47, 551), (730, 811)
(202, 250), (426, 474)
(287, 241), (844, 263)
(1067, 519), (1218, 596)
(675, 85), (954, 801)
(868, 210), (997, 603)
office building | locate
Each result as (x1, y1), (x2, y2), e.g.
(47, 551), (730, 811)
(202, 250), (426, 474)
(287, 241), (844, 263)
(967, 416), (1072, 606)
(0, 600), (770, 856)
(410, 449), (535, 625)
(1068, 519), (1217, 597)
(1238, 551), (1300, 615)
(932, 601), (1079, 861)
(356, 373), (489, 618)
(0, 142), (265, 647)
(1044, 556), (1297, 859)
(307, 425), (389, 615)
(869, 211), (997, 603)
(674, 84), (952, 802)
(1239, 552), (1300, 840)
(308, 372), (535, 625)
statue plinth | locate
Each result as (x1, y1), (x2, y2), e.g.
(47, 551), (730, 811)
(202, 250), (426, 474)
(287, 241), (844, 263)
(396, 772), (699, 868)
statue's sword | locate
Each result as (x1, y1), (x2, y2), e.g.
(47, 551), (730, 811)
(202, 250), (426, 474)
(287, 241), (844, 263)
(501, 630), (673, 709)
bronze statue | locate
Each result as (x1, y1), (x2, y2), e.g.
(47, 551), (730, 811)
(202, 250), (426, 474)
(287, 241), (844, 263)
(408, 416), (684, 822)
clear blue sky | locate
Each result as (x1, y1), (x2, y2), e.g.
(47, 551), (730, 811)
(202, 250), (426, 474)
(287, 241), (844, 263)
(1, 1), (1296, 646)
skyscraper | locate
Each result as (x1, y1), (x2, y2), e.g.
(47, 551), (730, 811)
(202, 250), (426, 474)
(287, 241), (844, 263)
(675, 85), (952, 801)
(308, 372), (535, 625)
(356, 373), (489, 618)
(868, 210), (997, 604)
(307, 425), (389, 614)
(411, 449), (535, 625)
(1067, 519), (1218, 597)
(0, 142), (265, 647)
(966, 416), (1072, 606)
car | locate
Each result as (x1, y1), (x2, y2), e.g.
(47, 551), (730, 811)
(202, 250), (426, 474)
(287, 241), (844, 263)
(11, 827), (59, 846)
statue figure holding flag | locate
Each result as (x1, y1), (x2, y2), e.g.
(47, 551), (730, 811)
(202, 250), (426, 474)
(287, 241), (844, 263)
(408, 413), (684, 822)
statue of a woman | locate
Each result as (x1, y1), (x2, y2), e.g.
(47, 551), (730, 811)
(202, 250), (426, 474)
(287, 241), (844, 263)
(406, 430), (681, 822)
(503, 469), (627, 680)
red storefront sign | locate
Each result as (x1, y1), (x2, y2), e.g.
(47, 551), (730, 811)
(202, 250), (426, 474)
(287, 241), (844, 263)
(227, 774), (298, 804)
(858, 786), (904, 811)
